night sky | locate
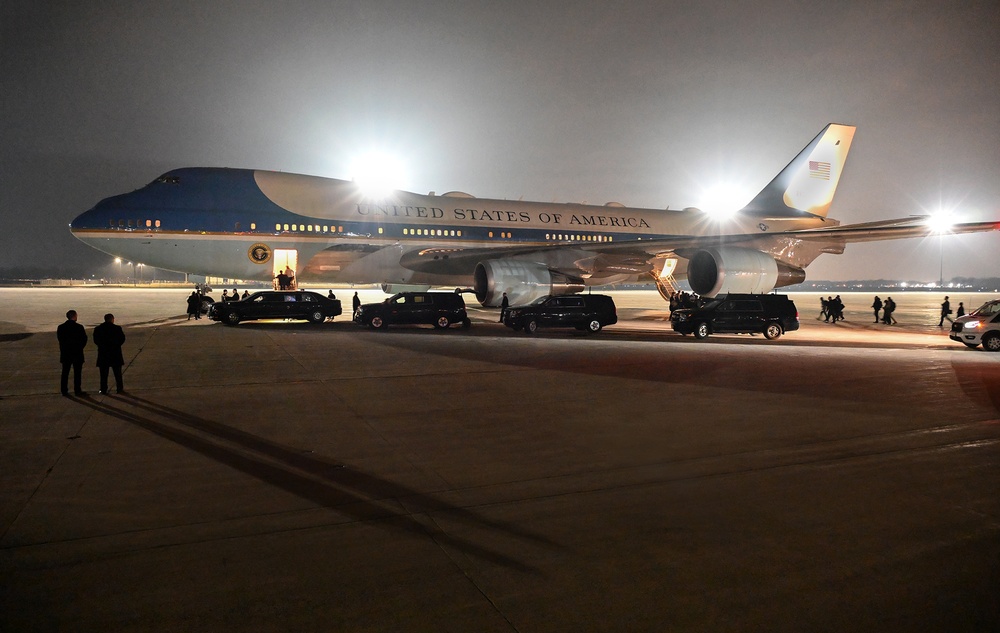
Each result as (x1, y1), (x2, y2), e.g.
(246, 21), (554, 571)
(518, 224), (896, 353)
(3, 1), (998, 281)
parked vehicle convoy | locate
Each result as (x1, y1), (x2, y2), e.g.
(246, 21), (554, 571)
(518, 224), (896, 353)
(503, 294), (618, 334)
(210, 291), (342, 325)
(354, 292), (470, 329)
(670, 293), (799, 340)
(949, 299), (1000, 351)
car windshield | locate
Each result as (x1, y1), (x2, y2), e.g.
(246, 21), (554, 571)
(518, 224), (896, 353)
(529, 295), (551, 306)
(971, 301), (1000, 317)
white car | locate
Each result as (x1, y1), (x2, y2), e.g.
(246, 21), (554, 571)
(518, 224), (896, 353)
(949, 299), (1000, 351)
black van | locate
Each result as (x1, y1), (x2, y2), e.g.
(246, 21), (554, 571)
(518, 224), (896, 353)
(354, 292), (470, 330)
(503, 294), (618, 334)
(670, 293), (799, 340)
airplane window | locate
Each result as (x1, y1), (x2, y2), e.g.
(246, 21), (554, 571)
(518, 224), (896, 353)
(250, 223), (256, 230)
(378, 228), (383, 234)
(109, 219), (115, 227)
(457, 230), (462, 237)
(283, 224), (289, 231)
(307, 224), (313, 231)
(488, 232), (494, 238)
(323, 226), (328, 232)
(155, 220), (161, 228)
(155, 176), (180, 184)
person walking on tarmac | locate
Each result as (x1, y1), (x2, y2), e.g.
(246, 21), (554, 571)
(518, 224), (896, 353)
(871, 296), (883, 323)
(938, 296), (953, 327)
(93, 313), (126, 395)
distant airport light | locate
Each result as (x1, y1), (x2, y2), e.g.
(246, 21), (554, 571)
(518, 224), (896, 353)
(350, 152), (408, 199)
(698, 183), (745, 220)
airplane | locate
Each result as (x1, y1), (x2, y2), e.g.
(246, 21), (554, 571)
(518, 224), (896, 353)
(70, 124), (998, 306)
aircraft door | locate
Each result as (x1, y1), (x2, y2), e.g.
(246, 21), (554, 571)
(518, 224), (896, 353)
(273, 249), (298, 289)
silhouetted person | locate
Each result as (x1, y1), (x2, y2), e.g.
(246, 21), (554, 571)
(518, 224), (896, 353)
(883, 297), (897, 325)
(93, 313), (126, 395)
(500, 292), (509, 322)
(871, 296), (882, 323)
(186, 291), (201, 320)
(328, 290), (336, 299)
(938, 296), (952, 327)
(352, 291), (361, 315)
(956, 302), (965, 318)
(221, 289), (230, 302)
(57, 309), (88, 396)
(242, 290), (249, 300)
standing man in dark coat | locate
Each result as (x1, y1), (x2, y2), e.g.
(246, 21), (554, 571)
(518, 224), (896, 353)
(57, 309), (88, 396)
(352, 291), (361, 316)
(871, 296), (883, 323)
(93, 313), (126, 395)
(499, 292), (509, 323)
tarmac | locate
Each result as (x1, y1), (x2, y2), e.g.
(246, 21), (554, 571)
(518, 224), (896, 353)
(2, 288), (998, 632)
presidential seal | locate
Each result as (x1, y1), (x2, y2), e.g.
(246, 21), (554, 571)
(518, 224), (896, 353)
(248, 243), (271, 264)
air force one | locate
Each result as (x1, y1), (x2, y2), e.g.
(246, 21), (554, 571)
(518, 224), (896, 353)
(70, 124), (998, 306)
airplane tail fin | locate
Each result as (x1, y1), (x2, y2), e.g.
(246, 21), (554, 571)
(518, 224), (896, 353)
(740, 123), (856, 219)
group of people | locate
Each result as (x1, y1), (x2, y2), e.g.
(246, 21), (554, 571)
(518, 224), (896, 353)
(57, 310), (126, 396)
(221, 287), (248, 302)
(275, 266), (295, 290)
(819, 295), (846, 322)
(870, 296), (896, 324)
(668, 291), (701, 312)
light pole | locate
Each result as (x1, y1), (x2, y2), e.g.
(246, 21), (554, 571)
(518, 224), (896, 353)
(114, 257), (122, 284)
(128, 261), (134, 286)
(137, 263), (144, 285)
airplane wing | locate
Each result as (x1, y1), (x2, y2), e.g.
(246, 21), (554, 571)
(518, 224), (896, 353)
(398, 217), (999, 276)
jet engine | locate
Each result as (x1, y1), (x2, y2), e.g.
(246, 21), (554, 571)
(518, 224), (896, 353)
(474, 260), (583, 307)
(687, 247), (805, 297)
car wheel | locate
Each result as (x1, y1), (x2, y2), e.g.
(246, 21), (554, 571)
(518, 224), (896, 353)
(586, 319), (602, 333)
(308, 310), (325, 323)
(225, 312), (240, 325)
(524, 319), (538, 335)
(983, 332), (1000, 352)
(434, 316), (450, 329)
(370, 316), (387, 330)
(763, 323), (782, 340)
(693, 322), (709, 339)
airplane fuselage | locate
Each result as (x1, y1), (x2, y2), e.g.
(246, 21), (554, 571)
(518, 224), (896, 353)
(70, 168), (830, 289)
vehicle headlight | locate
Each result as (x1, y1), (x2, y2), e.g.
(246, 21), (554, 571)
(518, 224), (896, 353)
(964, 320), (983, 330)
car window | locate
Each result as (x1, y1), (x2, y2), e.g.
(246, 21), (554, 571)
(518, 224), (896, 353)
(284, 295), (296, 302)
(562, 297), (584, 307)
(251, 295), (265, 303)
(412, 295), (429, 304)
(733, 300), (762, 312)
(301, 294), (315, 302)
(972, 302), (1000, 317)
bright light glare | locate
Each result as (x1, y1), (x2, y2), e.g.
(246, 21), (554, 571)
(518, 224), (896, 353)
(350, 152), (408, 199)
(698, 183), (745, 220)
(926, 210), (957, 233)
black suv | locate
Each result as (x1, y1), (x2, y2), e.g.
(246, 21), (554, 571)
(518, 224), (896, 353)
(354, 292), (470, 329)
(211, 291), (342, 325)
(503, 294), (617, 334)
(670, 293), (798, 340)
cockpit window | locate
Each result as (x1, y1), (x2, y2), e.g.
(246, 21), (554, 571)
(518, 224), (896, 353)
(155, 176), (181, 185)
